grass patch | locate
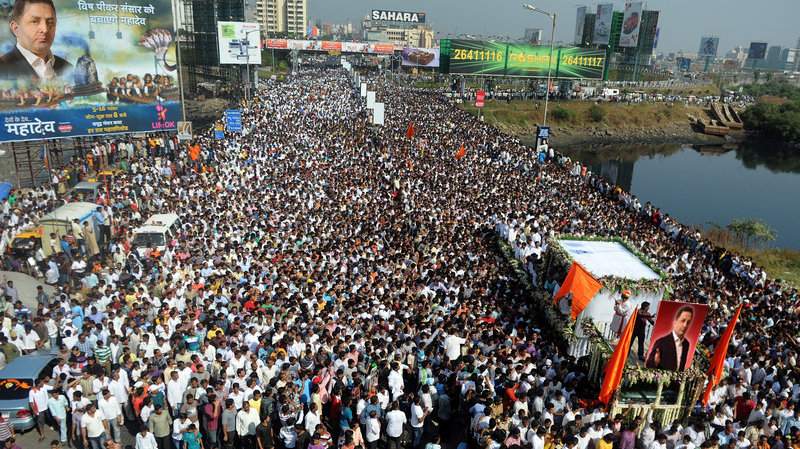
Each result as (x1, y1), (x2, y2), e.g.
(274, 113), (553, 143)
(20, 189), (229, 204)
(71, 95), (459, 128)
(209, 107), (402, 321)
(460, 100), (701, 134)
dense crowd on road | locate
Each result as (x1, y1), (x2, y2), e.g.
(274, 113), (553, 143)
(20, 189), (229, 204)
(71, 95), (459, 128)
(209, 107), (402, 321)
(0, 68), (796, 449)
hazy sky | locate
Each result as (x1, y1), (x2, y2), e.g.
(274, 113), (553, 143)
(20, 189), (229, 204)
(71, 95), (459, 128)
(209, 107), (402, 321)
(309, 0), (800, 54)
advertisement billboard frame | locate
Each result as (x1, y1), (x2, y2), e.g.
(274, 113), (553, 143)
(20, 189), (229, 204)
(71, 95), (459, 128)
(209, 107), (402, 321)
(619, 2), (643, 48)
(401, 48), (440, 68)
(217, 21), (262, 65)
(574, 6), (587, 45)
(748, 42), (768, 60)
(698, 37), (720, 58)
(445, 39), (606, 80)
(0, 0), (183, 143)
(593, 3), (614, 45)
(370, 10), (426, 24)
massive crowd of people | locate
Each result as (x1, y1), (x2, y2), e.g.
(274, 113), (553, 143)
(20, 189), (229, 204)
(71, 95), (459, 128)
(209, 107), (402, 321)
(0, 68), (797, 449)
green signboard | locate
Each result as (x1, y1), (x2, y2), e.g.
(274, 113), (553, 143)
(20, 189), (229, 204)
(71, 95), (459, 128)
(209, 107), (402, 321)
(448, 40), (507, 75)
(442, 39), (607, 79)
(555, 47), (607, 79)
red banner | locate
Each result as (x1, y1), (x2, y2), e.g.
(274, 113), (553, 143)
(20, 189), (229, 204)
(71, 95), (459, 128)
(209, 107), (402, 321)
(475, 90), (485, 108)
(322, 41), (342, 51)
(265, 39), (288, 49)
(370, 43), (395, 54)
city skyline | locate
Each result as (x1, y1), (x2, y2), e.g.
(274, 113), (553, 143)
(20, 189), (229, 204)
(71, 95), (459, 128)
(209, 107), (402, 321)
(308, 0), (800, 54)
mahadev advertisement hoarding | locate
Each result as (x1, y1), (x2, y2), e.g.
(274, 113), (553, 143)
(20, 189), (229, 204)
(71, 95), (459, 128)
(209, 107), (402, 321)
(0, 0), (182, 142)
(619, 2), (643, 48)
(644, 301), (708, 372)
(748, 42), (767, 60)
(446, 40), (606, 79)
(574, 6), (587, 45)
(371, 10), (426, 24)
(217, 22), (262, 65)
(401, 47), (439, 67)
(593, 3), (614, 45)
(698, 37), (719, 58)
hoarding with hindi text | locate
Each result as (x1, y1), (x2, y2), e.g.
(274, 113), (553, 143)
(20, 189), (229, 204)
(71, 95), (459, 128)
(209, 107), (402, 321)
(0, 0), (182, 142)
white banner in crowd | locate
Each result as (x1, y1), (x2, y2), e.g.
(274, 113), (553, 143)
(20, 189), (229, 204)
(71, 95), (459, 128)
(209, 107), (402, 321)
(367, 91), (376, 109)
(373, 102), (385, 126)
(360, 83), (367, 98)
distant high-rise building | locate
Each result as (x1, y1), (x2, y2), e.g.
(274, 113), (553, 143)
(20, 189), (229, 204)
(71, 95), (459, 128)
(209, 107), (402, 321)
(256, 0), (306, 36)
(524, 28), (543, 44)
(766, 45), (782, 69)
(362, 15), (435, 48)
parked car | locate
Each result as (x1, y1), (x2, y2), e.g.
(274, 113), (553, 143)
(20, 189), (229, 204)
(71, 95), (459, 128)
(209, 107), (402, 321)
(67, 181), (102, 203)
(0, 353), (57, 430)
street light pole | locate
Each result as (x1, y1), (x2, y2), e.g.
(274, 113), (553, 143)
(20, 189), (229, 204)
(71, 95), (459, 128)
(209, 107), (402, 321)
(522, 3), (556, 126)
(243, 28), (259, 105)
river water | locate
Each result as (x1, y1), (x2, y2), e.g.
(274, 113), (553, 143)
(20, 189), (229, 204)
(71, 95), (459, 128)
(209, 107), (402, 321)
(561, 143), (800, 249)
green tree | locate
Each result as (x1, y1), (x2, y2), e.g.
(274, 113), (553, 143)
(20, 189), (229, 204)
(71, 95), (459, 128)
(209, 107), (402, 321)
(726, 218), (777, 249)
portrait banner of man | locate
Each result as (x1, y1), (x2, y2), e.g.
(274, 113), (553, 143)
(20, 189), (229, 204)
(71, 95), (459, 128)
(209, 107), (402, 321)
(645, 301), (708, 372)
(0, 0), (72, 82)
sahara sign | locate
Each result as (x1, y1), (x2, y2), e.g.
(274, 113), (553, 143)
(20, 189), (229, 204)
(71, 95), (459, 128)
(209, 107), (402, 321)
(371, 10), (426, 24)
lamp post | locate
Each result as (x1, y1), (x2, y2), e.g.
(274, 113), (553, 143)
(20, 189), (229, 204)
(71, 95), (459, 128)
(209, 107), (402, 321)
(242, 28), (259, 105)
(522, 3), (556, 126)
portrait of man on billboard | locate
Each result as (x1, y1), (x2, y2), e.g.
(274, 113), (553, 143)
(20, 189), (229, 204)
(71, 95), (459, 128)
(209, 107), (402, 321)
(0, 0), (72, 83)
(645, 301), (708, 372)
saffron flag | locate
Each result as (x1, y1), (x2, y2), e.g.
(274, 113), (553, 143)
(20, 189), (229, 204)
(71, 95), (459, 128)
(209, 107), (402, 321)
(406, 123), (415, 139)
(553, 262), (603, 319)
(598, 307), (639, 405)
(455, 145), (466, 160)
(702, 304), (743, 405)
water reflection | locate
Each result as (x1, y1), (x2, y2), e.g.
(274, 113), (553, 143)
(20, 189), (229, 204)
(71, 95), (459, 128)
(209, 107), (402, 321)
(561, 142), (800, 249)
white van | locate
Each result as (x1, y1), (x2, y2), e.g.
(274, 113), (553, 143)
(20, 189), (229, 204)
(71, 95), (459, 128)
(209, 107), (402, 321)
(132, 213), (181, 257)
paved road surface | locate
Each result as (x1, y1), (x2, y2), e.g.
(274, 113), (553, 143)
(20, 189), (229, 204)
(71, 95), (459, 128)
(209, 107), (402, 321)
(0, 270), (55, 312)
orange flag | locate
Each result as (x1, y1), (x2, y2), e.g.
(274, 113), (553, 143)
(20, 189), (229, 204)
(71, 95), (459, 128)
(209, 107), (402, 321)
(702, 304), (744, 405)
(553, 262), (603, 319)
(598, 307), (638, 405)
(455, 145), (466, 160)
(406, 122), (415, 139)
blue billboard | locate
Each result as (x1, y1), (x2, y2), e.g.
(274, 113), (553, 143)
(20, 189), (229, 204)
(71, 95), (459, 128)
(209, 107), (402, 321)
(0, 0), (182, 142)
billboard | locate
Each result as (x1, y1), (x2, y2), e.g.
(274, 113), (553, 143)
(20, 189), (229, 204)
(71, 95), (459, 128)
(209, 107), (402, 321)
(401, 48), (440, 67)
(698, 37), (719, 58)
(446, 40), (605, 79)
(645, 301), (708, 372)
(371, 10), (426, 24)
(448, 40), (508, 76)
(677, 57), (692, 72)
(217, 22), (262, 65)
(0, 0), (182, 142)
(593, 4), (614, 45)
(619, 2), (643, 48)
(263, 39), (393, 54)
(574, 6), (587, 45)
(748, 42), (768, 60)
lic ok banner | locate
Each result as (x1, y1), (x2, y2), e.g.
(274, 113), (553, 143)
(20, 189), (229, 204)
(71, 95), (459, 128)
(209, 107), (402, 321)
(0, 0), (182, 142)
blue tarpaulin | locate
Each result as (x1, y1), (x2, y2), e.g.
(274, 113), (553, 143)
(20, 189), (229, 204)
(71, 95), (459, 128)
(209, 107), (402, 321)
(0, 182), (12, 202)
